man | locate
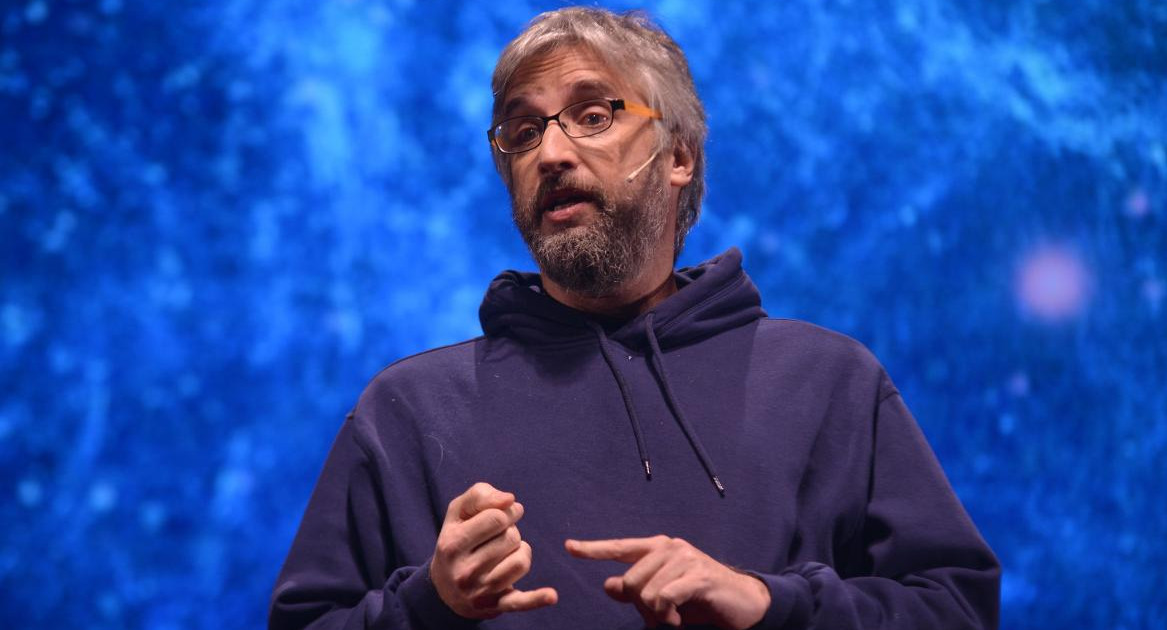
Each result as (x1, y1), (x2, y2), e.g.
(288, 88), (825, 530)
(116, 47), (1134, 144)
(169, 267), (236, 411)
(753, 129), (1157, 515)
(270, 7), (999, 630)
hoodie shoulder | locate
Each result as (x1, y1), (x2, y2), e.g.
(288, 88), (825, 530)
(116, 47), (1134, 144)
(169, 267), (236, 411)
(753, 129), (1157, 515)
(358, 337), (484, 402)
(344, 336), (488, 447)
(755, 318), (895, 396)
(755, 317), (871, 353)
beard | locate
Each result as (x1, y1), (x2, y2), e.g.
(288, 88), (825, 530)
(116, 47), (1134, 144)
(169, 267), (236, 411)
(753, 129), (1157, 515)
(511, 163), (669, 298)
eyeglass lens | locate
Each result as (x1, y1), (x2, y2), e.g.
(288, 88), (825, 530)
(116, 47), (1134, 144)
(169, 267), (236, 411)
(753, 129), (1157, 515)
(495, 99), (614, 153)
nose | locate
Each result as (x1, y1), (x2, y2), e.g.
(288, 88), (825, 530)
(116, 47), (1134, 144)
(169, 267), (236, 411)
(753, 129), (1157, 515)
(536, 121), (579, 177)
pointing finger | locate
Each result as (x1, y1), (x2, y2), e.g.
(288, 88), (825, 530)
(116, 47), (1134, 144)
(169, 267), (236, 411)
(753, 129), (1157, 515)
(565, 536), (667, 563)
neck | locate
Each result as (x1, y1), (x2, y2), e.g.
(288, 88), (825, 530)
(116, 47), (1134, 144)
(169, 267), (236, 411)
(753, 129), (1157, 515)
(543, 269), (678, 321)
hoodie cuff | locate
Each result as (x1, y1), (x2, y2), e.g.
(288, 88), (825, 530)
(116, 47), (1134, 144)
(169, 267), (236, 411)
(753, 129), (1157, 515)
(745, 571), (813, 630)
(396, 561), (481, 630)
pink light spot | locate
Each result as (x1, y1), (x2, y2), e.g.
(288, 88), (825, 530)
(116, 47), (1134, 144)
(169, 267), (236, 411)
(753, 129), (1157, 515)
(1015, 247), (1091, 322)
(1007, 371), (1030, 397)
(1126, 188), (1150, 218)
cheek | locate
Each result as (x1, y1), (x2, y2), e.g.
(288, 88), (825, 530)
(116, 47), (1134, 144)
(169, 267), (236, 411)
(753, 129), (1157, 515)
(508, 158), (538, 195)
(582, 143), (638, 182)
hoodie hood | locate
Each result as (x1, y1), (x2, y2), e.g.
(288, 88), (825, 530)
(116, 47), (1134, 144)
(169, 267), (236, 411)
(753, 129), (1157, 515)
(478, 247), (767, 496)
(479, 247), (767, 351)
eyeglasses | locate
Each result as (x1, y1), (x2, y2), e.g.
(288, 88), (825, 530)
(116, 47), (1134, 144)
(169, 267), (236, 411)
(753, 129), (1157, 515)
(488, 98), (662, 154)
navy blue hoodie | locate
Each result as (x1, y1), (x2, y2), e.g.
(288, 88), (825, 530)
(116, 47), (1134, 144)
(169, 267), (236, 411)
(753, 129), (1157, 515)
(270, 248), (1000, 629)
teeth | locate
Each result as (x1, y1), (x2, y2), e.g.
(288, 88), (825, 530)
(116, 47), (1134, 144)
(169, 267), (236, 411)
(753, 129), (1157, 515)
(550, 199), (581, 212)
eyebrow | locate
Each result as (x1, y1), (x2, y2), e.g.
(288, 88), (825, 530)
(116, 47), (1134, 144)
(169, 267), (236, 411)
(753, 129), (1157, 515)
(502, 78), (618, 118)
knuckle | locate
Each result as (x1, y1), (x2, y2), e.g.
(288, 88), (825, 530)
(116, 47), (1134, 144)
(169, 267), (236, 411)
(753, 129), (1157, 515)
(464, 483), (489, 504)
(653, 534), (672, 546)
(486, 571), (516, 593)
(435, 534), (459, 558)
(515, 550), (532, 573)
(505, 526), (521, 547)
(658, 584), (680, 606)
(452, 567), (476, 590)
(480, 572), (504, 592)
(444, 497), (460, 517)
(485, 509), (509, 530)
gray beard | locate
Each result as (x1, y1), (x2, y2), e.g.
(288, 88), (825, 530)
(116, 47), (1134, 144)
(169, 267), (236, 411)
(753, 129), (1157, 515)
(512, 165), (669, 298)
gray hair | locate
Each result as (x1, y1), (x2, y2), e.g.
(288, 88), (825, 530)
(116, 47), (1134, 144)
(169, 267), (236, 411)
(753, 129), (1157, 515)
(490, 7), (707, 256)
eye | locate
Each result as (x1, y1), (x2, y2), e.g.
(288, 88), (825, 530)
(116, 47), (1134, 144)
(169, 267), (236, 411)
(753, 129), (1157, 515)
(581, 112), (608, 126)
(502, 119), (541, 146)
(572, 103), (611, 129)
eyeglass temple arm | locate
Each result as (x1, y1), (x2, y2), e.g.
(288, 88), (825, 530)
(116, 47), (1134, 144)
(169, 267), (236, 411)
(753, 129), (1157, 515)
(617, 100), (663, 120)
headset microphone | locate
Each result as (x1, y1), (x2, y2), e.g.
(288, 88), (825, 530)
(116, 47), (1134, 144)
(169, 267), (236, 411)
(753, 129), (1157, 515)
(624, 149), (660, 183)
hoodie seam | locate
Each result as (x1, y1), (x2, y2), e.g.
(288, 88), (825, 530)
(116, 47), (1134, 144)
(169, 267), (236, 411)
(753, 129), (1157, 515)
(655, 273), (750, 338)
(364, 336), (485, 385)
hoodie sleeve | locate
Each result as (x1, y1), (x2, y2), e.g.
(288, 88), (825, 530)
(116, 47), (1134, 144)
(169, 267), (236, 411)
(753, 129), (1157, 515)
(749, 390), (1001, 630)
(268, 415), (479, 630)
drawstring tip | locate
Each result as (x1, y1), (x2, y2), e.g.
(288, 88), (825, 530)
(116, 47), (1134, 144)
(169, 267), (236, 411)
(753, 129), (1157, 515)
(712, 476), (725, 496)
(643, 459), (652, 479)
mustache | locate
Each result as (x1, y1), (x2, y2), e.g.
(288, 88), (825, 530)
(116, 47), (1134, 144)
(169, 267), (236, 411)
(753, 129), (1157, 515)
(533, 176), (609, 215)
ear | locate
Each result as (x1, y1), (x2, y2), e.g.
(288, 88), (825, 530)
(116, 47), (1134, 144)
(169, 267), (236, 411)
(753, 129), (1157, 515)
(669, 141), (695, 188)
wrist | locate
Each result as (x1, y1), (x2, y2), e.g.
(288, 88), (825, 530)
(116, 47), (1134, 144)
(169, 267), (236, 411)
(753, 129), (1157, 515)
(732, 570), (772, 630)
(397, 563), (481, 630)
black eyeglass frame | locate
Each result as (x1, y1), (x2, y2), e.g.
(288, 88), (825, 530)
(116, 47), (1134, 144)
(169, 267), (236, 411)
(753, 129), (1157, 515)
(487, 98), (662, 154)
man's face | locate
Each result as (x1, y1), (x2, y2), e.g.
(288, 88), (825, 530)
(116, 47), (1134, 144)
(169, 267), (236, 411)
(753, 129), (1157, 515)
(501, 46), (677, 297)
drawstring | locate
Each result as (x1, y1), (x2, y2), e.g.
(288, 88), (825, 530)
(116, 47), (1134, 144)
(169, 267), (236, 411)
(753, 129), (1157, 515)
(589, 321), (653, 479)
(644, 313), (726, 497)
(587, 315), (726, 497)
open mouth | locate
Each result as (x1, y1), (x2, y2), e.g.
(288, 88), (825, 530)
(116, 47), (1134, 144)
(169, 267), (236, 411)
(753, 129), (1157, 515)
(539, 187), (599, 216)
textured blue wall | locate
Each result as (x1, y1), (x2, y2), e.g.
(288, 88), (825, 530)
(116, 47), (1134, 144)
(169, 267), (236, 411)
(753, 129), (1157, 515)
(2, 0), (1164, 628)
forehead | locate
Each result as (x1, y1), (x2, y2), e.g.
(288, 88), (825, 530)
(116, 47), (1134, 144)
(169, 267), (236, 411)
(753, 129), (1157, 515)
(501, 45), (642, 116)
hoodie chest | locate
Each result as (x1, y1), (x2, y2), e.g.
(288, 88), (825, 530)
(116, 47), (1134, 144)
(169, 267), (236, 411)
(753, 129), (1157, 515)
(422, 342), (808, 570)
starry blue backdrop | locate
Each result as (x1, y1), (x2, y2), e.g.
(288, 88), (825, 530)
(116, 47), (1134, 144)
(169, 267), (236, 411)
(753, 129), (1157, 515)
(2, 0), (1164, 628)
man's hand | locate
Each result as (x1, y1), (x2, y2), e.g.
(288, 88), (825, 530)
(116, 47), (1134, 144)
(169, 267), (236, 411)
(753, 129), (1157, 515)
(431, 482), (558, 619)
(566, 536), (770, 629)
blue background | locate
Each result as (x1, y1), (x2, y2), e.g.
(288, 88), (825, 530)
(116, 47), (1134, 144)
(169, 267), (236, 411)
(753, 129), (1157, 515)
(2, 0), (1164, 628)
